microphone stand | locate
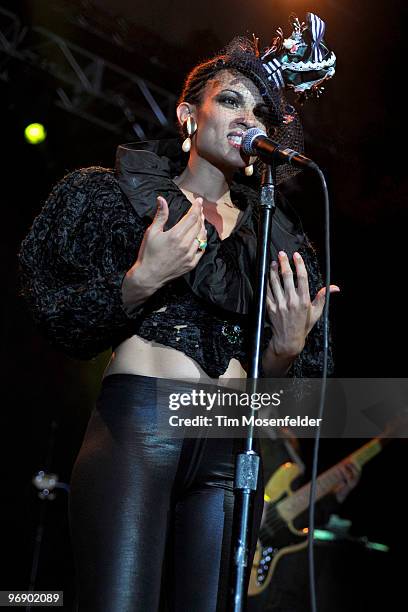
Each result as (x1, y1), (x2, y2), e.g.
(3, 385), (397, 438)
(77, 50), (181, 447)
(229, 163), (276, 611)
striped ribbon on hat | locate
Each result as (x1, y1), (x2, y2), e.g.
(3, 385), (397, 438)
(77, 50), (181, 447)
(261, 12), (329, 91)
(262, 57), (285, 90)
(308, 12), (326, 63)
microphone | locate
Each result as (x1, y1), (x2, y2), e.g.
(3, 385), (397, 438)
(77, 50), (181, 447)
(241, 127), (317, 170)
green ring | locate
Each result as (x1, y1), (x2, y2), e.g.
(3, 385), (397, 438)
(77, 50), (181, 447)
(196, 237), (207, 251)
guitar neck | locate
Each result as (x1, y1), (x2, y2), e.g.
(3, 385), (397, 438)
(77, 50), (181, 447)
(277, 438), (383, 522)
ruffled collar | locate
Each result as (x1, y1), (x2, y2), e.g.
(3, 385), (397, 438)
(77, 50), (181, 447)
(114, 138), (306, 315)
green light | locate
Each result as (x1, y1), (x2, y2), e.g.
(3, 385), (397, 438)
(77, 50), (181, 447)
(313, 529), (336, 541)
(24, 123), (47, 145)
(365, 541), (389, 553)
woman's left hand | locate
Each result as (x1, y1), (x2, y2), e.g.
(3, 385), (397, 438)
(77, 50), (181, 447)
(266, 251), (340, 359)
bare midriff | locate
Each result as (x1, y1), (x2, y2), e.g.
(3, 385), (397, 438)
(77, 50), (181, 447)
(102, 334), (247, 381)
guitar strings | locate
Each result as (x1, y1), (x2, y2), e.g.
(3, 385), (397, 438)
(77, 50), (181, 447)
(261, 465), (348, 536)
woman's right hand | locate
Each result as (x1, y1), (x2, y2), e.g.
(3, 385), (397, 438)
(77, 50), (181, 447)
(122, 195), (207, 308)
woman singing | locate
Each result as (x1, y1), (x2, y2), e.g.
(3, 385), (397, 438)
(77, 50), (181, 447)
(18, 15), (337, 611)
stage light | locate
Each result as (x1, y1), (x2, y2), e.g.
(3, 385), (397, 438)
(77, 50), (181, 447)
(24, 123), (47, 145)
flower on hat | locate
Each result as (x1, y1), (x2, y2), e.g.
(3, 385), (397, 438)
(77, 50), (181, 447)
(283, 38), (299, 53)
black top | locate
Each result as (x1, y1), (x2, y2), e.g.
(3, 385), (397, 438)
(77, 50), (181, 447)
(18, 138), (332, 378)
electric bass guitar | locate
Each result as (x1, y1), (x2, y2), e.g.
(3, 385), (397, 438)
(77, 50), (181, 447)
(248, 436), (386, 596)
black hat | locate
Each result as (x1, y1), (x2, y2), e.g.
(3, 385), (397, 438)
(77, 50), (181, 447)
(212, 12), (336, 183)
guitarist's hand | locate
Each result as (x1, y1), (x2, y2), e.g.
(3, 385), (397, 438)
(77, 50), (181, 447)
(334, 462), (361, 503)
(266, 251), (340, 358)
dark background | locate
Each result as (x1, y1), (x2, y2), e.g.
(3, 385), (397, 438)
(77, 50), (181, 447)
(1, 0), (406, 609)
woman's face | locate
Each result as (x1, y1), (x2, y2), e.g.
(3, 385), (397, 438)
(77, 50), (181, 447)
(188, 69), (269, 171)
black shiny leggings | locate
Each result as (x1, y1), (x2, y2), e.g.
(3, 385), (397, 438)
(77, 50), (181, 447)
(69, 374), (264, 612)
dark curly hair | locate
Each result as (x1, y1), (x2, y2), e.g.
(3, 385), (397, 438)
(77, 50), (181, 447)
(177, 37), (283, 136)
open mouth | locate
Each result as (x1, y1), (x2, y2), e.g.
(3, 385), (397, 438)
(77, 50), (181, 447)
(227, 132), (243, 149)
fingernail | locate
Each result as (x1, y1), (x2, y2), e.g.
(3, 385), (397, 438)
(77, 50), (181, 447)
(331, 285), (341, 292)
(278, 250), (286, 257)
(293, 252), (301, 260)
(271, 260), (278, 268)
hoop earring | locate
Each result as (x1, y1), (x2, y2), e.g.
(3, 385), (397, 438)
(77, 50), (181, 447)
(244, 164), (254, 176)
(182, 114), (197, 153)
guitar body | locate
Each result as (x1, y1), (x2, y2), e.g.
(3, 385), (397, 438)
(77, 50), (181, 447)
(248, 462), (308, 596)
(248, 436), (385, 598)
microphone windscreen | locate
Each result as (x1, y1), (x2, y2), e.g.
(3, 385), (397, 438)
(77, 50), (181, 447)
(241, 127), (267, 156)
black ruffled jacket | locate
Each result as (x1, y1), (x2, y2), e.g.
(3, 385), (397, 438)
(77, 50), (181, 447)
(17, 139), (332, 378)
